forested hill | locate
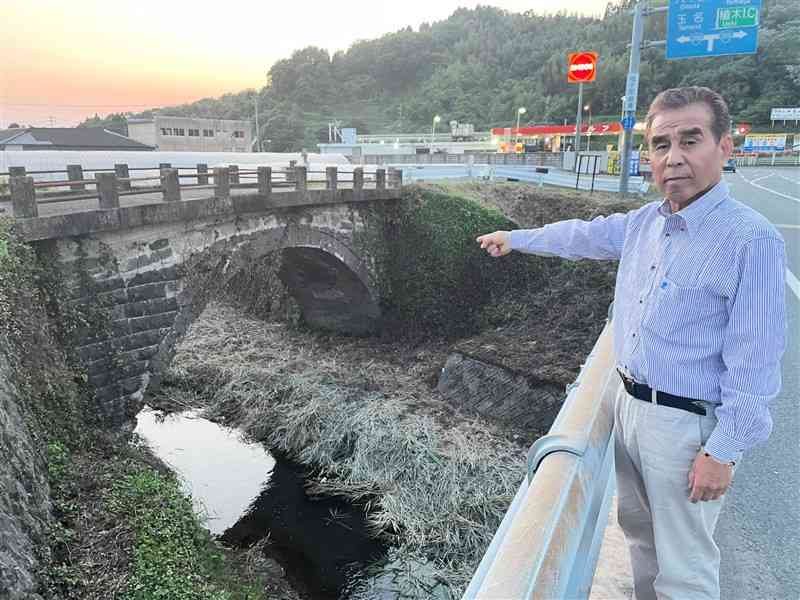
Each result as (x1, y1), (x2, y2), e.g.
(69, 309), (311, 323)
(83, 0), (799, 151)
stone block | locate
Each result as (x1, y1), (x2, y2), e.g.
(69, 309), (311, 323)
(127, 265), (177, 287)
(112, 329), (168, 353)
(77, 340), (113, 363)
(126, 282), (167, 303)
(124, 297), (178, 318)
(128, 311), (178, 333)
(149, 238), (170, 251)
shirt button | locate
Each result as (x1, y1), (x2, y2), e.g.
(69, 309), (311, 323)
(632, 333), (637, 337)
(650, 265), (656, 270)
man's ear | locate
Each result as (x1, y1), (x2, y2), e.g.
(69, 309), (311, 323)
(720, 133), (733, 160)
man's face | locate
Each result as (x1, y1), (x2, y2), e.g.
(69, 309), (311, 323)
(648, 103), (732, 208)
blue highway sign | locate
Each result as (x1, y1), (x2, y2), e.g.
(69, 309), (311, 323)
(621, 115), (636, 130)
(666, 0), (761, 60)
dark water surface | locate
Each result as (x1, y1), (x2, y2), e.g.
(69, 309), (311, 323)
(134, 406), (388, 598)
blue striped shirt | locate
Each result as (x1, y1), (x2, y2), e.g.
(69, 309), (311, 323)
(509, 180), (787, 463)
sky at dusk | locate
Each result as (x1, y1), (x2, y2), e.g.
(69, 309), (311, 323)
(1, 0), (610, 128)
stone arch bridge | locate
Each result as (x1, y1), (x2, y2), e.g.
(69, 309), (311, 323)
(10, 166), (402, 424)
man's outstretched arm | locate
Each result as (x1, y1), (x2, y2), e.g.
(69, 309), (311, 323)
(477, 212), (633, 261)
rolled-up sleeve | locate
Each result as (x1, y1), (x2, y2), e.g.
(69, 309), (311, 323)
(509, 212), (631, 261)
(705, 236), (788, 463)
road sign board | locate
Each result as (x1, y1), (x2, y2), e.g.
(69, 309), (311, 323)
(567, 52), (598, 83)
(771, 107), (800, 121)
(666, 0), (761, 60)
(622, 115), (636, 130)
(742, 134), (786, 153)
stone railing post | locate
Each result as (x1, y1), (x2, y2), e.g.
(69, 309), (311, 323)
(67, 164), (85, 191)
(326, 166), (338, 190)
(161, 168), (181, 202)
(295, 166), (307, 192)
(197, 163), (209, 185)
(95, 172), (120, 209)
(388, 167), (403, 188)
(114, 163), (132, 191)
(229, 164), (240, 185)
(376, 168), (386, 190)
(353, 167), (364, 199)
(214, 167), (230, 199)
(257, 166), (272, 197)
(286, 160), (297, 184)
(8, 166), (26, 178)
(10, 176), (37, 218)
(159, 162), (172, 173)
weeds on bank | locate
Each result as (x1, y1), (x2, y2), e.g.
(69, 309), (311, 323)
(164, 303), (527, 595)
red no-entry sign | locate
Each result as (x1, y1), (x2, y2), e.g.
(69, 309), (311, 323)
(567, 52), (598, 83)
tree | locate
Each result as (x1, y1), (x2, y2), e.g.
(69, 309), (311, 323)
(7, 123), (21, 129)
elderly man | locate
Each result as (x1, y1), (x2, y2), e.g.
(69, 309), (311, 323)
(476, 86), (787, 599)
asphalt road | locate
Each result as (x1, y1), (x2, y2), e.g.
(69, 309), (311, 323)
(716, 167), (799, 600)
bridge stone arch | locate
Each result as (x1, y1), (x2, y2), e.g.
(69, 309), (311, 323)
(50, 203), (391, 424)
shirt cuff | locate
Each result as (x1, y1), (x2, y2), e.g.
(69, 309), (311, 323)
(508, 229), (528, 251)
(703, 428), (744, 464)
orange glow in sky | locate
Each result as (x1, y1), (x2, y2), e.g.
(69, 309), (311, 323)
(1, 0), (608, 127)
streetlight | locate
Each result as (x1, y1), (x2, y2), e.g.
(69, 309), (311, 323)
(583, 103), (592, 151)
(515, 107), (526, 144)
(431, 115), (441, 151)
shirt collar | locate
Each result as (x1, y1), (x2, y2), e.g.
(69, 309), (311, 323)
(657, 179), (729, 237)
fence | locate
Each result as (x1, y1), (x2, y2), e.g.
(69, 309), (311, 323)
(734, 151), (800, 167)
(3, 162), (402, 219)
(361, 152), (565, 169)
(463, 305), (618, 600)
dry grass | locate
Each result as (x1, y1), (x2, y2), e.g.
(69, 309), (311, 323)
(158, 302), (527, 597)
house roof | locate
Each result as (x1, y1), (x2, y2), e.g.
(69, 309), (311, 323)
(0, 127), (154, 149)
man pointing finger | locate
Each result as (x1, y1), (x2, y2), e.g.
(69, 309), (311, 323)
(476, 87), (787, 599)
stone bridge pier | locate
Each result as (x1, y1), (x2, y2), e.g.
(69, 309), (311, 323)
(42, 201), (393, 424)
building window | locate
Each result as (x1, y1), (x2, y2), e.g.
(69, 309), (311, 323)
(161, 127), (173, 136)
(174, 128), (185, 136)
(188, 128), (200, 137)
(233, 130), (245, 138)
(203, 129), (214, 137)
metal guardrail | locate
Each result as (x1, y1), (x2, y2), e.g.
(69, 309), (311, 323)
(362, 152), (565, 169)
(463, 306), (618, 600)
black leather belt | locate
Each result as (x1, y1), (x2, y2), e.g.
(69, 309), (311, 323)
(617, 369), (707, 416)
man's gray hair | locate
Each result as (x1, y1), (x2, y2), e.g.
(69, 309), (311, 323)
(645, 86), (731, 143)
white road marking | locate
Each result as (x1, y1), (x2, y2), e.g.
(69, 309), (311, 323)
(738, 172), (800, 204)
(775, 224), (800, 230)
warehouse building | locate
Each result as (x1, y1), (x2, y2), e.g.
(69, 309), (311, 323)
(127, 116), (253, 152)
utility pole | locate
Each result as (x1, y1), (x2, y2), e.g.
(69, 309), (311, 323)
(254, 93), (261, 153)
(620, 1), (644, 194)
(574, 82), (584, 159)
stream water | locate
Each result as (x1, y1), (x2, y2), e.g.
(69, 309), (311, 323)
(134, 405), (388, 599)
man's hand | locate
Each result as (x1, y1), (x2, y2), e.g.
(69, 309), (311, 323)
(476, 231), (512, 257)
(688, 451), (733, 503)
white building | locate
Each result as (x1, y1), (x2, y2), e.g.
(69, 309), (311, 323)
(127, 115), (253, 152)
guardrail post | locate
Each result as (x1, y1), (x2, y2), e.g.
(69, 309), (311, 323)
(295, 166), (307, 192)
(326, 166), (338, 190)
(10, 176), (37, 218)
(67, 164), (85, 191)
(161, 168), (181, 202)
(159, 162), (172, 173)
(114, 163), (131, 191)
(197, 163), (209, 185)
(8, 166), (26, 178)
(286, 160), (297, 184)
(376, 168), (386, 190)
(214, 167), (230, 199)
(257, 166), (272, 197)
(229, 164), (240, 185)
(95, 172), (120, 209)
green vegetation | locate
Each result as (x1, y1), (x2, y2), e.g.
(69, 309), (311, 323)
(81, 0), (799, 150)
(380, 185), (535, 337)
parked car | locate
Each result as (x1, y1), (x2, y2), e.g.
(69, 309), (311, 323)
(723, 158), (736, 172)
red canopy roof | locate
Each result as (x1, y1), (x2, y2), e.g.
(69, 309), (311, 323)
(491, 122), (623, 136)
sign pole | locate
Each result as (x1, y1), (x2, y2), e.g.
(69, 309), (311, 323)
(620, 1), (645, 194)
(575, 82), (584, 160)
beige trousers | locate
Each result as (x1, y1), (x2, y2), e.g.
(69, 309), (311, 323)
(614, 383), (735, 600)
